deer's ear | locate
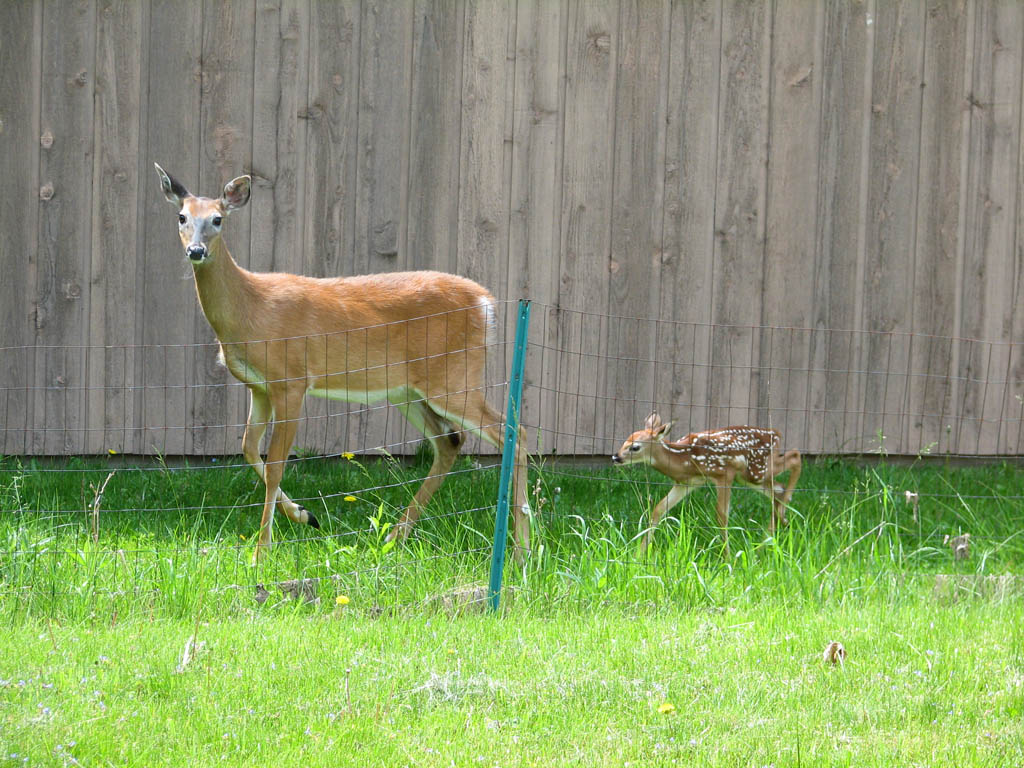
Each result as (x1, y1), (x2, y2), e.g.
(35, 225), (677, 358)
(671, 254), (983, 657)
(155, 163), (189, 206)
(644, 412), (662, 432)
(653, 420), (675, 440)
(221, 175), (251, 211)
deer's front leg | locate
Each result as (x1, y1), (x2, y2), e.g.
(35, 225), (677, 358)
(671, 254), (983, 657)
(643, 484), (691, 553)
(253, 391), (303, 563)
(243, 389), (318, 532)
(714, 473), (736, 556)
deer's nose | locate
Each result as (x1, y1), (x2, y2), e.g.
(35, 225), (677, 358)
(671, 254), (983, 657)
(186, 244), (207, 262)
(611, 454), (622, 464)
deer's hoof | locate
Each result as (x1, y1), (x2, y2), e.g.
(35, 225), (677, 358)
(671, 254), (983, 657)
(302, 506), (320, 529)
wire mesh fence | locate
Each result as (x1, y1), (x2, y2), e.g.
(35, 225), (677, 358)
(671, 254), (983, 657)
(1, 301), (1022, 617)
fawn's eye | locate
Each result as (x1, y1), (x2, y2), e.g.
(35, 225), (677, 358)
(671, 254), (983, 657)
(177, 213), (186, 225)
(630, 443), (642, 452)
(212, 216), (222, 227)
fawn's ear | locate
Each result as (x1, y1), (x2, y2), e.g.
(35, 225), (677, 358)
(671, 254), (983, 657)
(221, 175), (251, 211)
(653, 420), (674, 440)
(644, 412), (663, 432)
(155, 163), (189, 206)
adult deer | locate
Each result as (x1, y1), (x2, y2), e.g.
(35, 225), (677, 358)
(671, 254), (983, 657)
(612, 413), (800, 554)
(154, 164), (530, 562)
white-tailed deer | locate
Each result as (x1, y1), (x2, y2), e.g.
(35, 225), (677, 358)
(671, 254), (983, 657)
(612, 413), (801, 553)
(154, 164), (530, 561)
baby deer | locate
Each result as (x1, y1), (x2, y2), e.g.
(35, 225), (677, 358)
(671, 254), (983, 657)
(612, 413), (801, 553)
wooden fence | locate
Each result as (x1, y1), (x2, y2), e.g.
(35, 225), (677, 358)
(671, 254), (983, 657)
(0, 0), (1022, 457)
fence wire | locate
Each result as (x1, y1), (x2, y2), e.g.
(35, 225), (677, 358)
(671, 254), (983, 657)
(1, 302), (1021, 613)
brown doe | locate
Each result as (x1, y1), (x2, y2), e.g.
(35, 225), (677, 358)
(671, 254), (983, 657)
(612, 413), (801, 553)
(154, 165), (530, 562)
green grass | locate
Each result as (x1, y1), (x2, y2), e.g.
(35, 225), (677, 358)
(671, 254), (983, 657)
(0, 453), (1022, 765)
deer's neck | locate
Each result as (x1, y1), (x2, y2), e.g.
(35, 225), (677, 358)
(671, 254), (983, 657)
(191, 239), (257, 341)
(652, 442), (695, 479)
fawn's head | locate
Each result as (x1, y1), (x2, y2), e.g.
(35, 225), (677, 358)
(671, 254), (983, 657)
(612, 412), (675, 465)
(154, 163), (251, 265)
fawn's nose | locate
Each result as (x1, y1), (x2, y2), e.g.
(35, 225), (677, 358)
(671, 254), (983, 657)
(186, 244), (207, 262)
(611, 454), (622, 464)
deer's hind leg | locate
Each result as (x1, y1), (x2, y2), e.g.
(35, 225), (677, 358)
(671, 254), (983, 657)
(386, 394), (464, 543)
(428, 390), (531, 564)
(242, 388), (318, 530)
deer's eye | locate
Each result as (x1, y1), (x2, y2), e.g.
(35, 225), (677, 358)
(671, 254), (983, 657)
(212, 216), (222, 227)
(177, 213), (186, 225)
(630, 443), (642, 452)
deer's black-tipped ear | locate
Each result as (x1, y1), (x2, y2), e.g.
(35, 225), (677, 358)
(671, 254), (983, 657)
(154, 163), (189, 206)
(221, 175), (251, 211)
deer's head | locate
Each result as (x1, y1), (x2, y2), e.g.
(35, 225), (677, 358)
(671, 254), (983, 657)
(612, 412), (675, 465)
(154, 163), (251, 265)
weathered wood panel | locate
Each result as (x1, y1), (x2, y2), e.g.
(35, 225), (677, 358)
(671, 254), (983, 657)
(760, 0), (821, 447)
(861, 0), (926, 455)
(142, 0), (203, 457)
(35, 0), (96, 454)
(301, 0), (360, 455)
(88, 0), (144, 455)
(1, 0), (1023, 459)
(708, 0), (768, 429)
(508, 0), (565, 455)
(0, 1), (41, 455)
(605, 0), (668, 454)
(812, 0), (873, 455)
(555, 0), (618, 455)
(657, 0), (721, 436)
(910, 0), (969, 455)
(960, 0), (1024, 454)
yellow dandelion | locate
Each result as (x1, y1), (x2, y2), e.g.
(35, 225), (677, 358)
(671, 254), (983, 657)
(447, 648), (457, 655)
(657, 702), (676, 715)
(344, 495), (357, 503)
(342, 452), (355, 460)
(335, 595), (350, 606)
(239, 534), (247, 541)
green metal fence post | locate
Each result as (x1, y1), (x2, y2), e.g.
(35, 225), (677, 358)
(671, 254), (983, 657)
(488, 299), (532, 613)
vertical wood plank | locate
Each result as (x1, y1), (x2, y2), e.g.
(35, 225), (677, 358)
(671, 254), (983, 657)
(252, 0), (309, 275)
(190, 0), (256, 457)
(709, 0), (768, 429)
(355, 2), (412, 276)
(606, 0), (668, 451)
(407, 0), (464, 275)
(813, 0), (873, 454)
(556, 0), (618, 454)
(89, 0), (144, 455)
(252, 0), (314, 451)
(353, 2), (414, 456)
(909, 0), (969, 455)
(35, 0), (96, 455)
(457, 0), (514, 455)
(508, 0), (565, 453)
(959, 0), (1023, 454)
(658, 0), (721, 435)
(760, 0), (821, 449)
(861, 0), (925, 455)
(0, 1), (41, 454)
(304, 0), (360, 455)
(142, 0), (203, 456)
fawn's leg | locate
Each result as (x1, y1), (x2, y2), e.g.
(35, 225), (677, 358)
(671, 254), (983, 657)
(643, 484), (691, 553)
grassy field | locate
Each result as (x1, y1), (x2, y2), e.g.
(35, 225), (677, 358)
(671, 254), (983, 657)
(0, 453), (1022, 765)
